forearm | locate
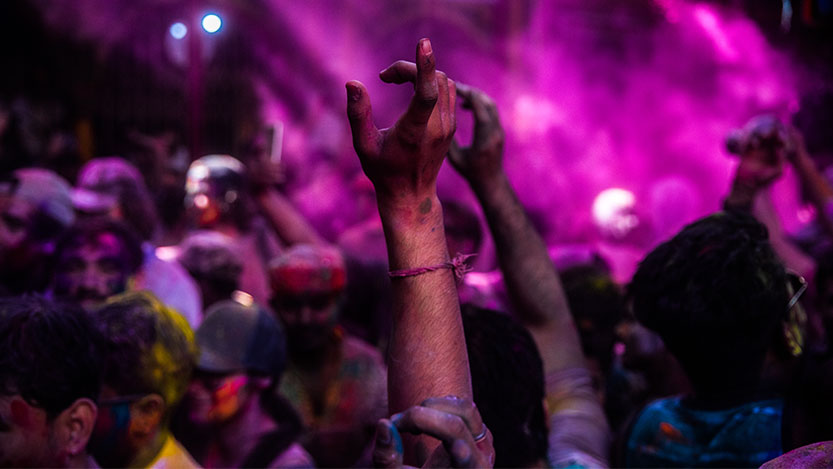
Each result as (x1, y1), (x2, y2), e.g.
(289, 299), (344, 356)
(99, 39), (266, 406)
(380, 193), (472, 465)
(792, 153), (833, 238)
(469, 171), (584, 373)
(380, 194), (472, 411)
(753, 189), (815, 282)
(255, 188), (325, 246)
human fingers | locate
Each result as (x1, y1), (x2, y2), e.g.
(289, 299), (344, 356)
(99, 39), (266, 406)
(380, 61), (417, 84)
(346, 80), (380, 157)
(420, 396), (485, 438)
(448, 77), (457, 136)
(373, 419), (404, 469)
(436, 72), (451, 135)
(392, 406), (479, 468)
(466, 87), (495, 126)
(401, 38), (439, 128)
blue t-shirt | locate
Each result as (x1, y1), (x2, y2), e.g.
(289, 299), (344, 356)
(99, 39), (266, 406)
(625, 396), (783, 467)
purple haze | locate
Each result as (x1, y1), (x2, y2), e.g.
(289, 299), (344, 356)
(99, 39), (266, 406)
(36, 0), (812, 280)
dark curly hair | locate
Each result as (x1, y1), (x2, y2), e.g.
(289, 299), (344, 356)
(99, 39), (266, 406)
(461, 304), (548, 468)
(0, 295), (102, 418)
(628, 211), (789, 393)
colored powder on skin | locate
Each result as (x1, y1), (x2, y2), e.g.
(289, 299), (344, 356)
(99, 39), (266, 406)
(209, 375), (248, 421)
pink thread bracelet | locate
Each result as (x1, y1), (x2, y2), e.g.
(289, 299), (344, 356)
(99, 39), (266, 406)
(389, 253), (476, 281)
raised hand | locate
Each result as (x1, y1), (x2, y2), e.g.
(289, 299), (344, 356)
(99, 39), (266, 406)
(373, 396), (495, 469)
(447, 83), (504, 185)
(346, 38), (456, 205)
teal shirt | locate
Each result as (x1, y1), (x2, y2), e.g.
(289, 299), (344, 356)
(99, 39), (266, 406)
(625, 396), (783, 467)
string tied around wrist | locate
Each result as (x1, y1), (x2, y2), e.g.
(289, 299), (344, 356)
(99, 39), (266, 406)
(388, 253), (476, 281)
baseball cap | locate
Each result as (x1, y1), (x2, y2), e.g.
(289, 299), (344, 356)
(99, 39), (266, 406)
(9, 168), (75, 228)
(195, 300), (286, 378)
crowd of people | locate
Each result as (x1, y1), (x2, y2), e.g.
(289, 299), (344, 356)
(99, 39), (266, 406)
(2, 37), (833, 468)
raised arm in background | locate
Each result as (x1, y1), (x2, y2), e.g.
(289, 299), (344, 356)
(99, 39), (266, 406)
(249, 159), (326, 246)
(447, 83), (584, 378)
(786, 126), (833, 240)
(448, 84), (610, 467)
(724, 122), (820, 279)
(346, 38), (472, 464)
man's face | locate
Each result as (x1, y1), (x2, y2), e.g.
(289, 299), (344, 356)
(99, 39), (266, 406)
(273, 291), (339, 354)
(88, 387), (146, 468)
(0, 395), (63, 467)
(53, 232), (133, 309)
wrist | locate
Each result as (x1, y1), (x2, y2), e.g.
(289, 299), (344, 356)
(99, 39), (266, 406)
(468, 169), (507, 195)
(376, 189), (441, 220)
(724, 187), (755, 212)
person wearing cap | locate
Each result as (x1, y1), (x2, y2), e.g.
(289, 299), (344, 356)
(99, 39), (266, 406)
(0, 167), (75, 295)
(269, 244), (387, 467)
(75, 157), (203, 328)
(88, 291), (199, 468)
(184, 154), (281, 307)
(185, 299), (314, 468)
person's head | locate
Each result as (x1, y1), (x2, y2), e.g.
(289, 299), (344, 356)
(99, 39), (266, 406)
(560, 263), (625, 381)
(0, 168), (75, 293)
(629, 211), (791, 398)
(0, 296), (101, 467)
(178, 231), (242, 310)
(461, 304), (547, 468)
(185, 155), (249, 230)
(268, 244), (346, 355)
(187, 300), (287, 426)
(76, 157), (160, 242)
(89, 291), (196, 467)
(51, 219), (143, 310)
(442, 200), (483, 256)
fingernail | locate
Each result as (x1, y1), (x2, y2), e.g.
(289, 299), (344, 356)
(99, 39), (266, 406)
(421, 38), (432, 55)
(346, 83), (361, 102)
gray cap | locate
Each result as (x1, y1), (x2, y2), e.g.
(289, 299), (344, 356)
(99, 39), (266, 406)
(11, 168), (75, 228)
(196, 300), (286, 378)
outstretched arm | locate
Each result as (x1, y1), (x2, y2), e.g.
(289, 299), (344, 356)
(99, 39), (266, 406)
(249, 159), (326, 246)
(346, 38), (471, 463)
(786, 127), (833, 240)
(447, 84), (584, 375)
(724, 125), (817, 278)
(449, 84), (610, 467)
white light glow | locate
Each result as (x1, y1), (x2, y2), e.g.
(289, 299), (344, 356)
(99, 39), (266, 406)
(201, 14), (222, 33)
(592, 188), (639, 237)
(169, 22), (187, 39)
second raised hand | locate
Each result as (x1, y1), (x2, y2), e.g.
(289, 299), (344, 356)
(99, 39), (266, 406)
(447, 83), (505, 185)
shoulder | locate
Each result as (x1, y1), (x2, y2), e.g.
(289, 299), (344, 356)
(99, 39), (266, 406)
(148, 436), (201, 469)
(761, 441), (833, 469)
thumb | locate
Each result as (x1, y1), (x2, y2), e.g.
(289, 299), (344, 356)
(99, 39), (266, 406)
(346, 80), (380, 156)
(373, 419), (404, 469)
